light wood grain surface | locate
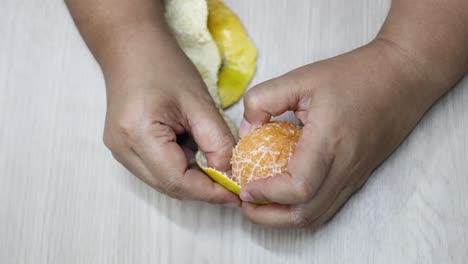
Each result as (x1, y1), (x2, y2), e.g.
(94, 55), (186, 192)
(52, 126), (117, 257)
(1, 0), (467, 263)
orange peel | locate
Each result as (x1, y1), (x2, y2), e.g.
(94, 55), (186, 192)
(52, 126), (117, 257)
(207, 0), (257, 108)
(195, 151), (241, 195)
(165, 0), (257, 109)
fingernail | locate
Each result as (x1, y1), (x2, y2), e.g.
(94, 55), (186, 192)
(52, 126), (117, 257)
(239, 119), (252, 138)
(223, 202), (240, 208)
(240, 191), (254, 202)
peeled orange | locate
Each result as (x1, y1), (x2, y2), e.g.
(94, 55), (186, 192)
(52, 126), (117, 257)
(197, 121), (302, 194)
(231, 122), (301, 186)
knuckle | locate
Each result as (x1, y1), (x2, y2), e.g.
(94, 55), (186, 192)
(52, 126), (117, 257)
(102, 130), (124, 155)
(203, 191), (221, 204)
(242, 207), (262, 225)
(292, 177), (317, 203)
(103, 119), (138, 152)
(208, 148), (232, 170)
(164, 191), (184, 201)
(150, 122), (177, 142)
(110, 152), (122, 163)
(158, 177), (183, 198)
(290, 208), (310, 228)
(105, 116), (146, 147)
(218, 127), (236, 146)
(150, 178), (184, 200)
(115, 118), (139, 140)
(208, 126), (235, 151)
(243, 89), (262, 110)
(102, 132), (116, 151)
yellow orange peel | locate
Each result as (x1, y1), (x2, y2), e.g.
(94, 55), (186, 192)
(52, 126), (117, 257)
(208, 0), (257, 108)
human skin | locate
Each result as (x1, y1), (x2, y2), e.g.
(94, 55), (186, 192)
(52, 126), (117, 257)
(65, 0), (240, 207)
(238, 0), (468, 228)
(65, 0), (468, 227)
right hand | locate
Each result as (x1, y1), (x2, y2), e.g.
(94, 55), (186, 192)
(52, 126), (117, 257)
(102, 45), (240, 207)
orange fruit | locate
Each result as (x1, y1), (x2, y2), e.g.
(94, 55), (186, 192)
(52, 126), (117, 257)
(231, 121), (301, 187)
(196, 121), (301, 195)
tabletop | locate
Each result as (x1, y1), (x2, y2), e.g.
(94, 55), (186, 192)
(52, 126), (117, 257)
(1, 0), (467, 263)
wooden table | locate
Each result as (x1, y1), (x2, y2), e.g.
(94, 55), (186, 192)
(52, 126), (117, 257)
(1, 1), (467, 263)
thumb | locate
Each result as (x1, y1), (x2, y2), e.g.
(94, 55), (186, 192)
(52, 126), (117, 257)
(187, 100), (236, 172)
(240, 75), (302, 137)
(240, 123), (332, 204)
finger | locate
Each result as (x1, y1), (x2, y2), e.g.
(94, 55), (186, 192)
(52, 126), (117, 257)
(240, 172), (339, 228)
(242, 199), (334, 229)
(240, 123), (333, 204)
(112, 149), (172, 196)
(305, 180), (363, 230)
(133, 122), (240, 205)
(241, 203), (295, 228)
(104, 133), (167, 194)
(242, 174), (366, 229)
(301, 171), (371, 229)
(186, 101), (236, 172)
(182, 168), (241, 206)
(241, 192), (336, 229)
(240, 75), (303, 137)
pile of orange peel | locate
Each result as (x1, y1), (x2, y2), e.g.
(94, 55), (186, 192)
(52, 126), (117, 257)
(166, 1), (300, 196)
(165, 0), (257, 109)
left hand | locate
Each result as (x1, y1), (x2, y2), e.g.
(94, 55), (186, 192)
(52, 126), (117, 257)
(238, 39), (440, 228)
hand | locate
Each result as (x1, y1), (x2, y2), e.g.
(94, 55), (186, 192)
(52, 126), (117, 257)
(65, 0), (241, 206)
(237, 39), (440, 228)
(102, 46), (240, 207)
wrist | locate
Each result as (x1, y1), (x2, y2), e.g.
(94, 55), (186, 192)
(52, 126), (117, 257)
(374, 4), (468, 99)
(97, 21), (181, 78)
(370, 36), (450, 106)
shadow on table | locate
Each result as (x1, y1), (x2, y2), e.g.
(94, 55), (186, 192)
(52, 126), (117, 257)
(116, 167), (242, 231)
(115, 163), (335, 253)
(113, 154), (385, 257)
(239, 211), (339, 255)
